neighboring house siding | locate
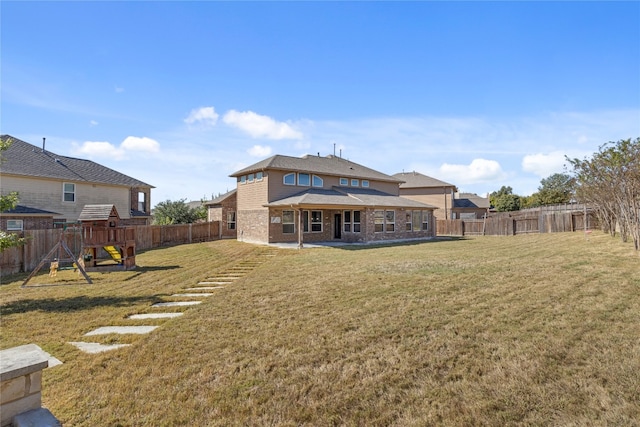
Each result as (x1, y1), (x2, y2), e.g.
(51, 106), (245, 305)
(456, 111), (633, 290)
(1, 175), (132, 222)
(207, 192), (237, 238)
(399, 188), (454, 220)
(0, 216), (54, 230)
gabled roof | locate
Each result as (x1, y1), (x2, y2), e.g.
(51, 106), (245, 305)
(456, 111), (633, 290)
(393, 172), (457, 189)
(454, 193), (490, 209)
(205, 189), (237, 206)
(78, 204), (120, 221)
(1, 135), (153, 188)
(2, 205), (60, 216)
(231, 154), (402, 183)
(265, 186), (437, 209)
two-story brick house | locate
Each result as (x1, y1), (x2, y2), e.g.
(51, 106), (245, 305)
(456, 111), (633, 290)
(0, 135), (153, 230)
(230, 154), (436, 246)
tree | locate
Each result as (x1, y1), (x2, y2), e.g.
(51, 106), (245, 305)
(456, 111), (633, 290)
(530, 173), (576, 207)
(152, 199), (205, 225)
(0, 136), (27, 251)
(490, 186), (522, 212)
(567, 138), (640, 251)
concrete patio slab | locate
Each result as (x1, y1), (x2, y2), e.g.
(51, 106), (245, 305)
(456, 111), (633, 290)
(85, 326), (158, 336)
(128, 313), (184, 319)
(68, 342), (131, 354)
(152, 301), (202, 307)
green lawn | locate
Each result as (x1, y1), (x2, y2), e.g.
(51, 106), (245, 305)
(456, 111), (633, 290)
(1, 233), (638, 426)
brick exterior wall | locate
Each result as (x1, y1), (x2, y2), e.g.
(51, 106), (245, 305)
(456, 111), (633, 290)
(0, 216), (55, 231)
(237, 209), (270, 244)
(208, 192), (238, 239)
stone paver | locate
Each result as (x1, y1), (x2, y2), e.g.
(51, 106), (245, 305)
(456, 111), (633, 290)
(85, 326), (158, 336)
(184, 286), (224, 291)
(152, 301), (202, 307)
(128, 313), (184, 319)
(198, 281), (232, 285)
(68, 342), (131, 354)
(171, 293), (212, 297)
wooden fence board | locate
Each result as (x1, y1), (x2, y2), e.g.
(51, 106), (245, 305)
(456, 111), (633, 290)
(1, 222), (222, 275)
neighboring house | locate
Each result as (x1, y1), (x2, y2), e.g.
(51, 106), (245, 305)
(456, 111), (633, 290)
(452, 192), (490, 219)
(0, 135), (154, 230)
(393, 172), (458, 220)
(0, 205), (59, 231)
(205, 189), (237, 239)
(230, 154), (436, 246)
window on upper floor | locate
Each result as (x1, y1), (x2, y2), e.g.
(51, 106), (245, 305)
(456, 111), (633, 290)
(63, 183), (75, 202)
(248, 173), (255, 183)
(339, 178), (348, 186)
(256, 172), (264, 181)
(284, 173), (296, 185)
(362, 180), (369, 188)
(312, 175), (323, 187)
(240, 175), (247, 184)
(298, 173), (310, 186)
(351, 179), (359, 187)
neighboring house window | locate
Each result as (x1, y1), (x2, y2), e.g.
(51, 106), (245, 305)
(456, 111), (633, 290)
(256, 172), (264, 181)
(343, 210), (361, 233)
(248, 173), (255, 183)
(227, 211), (236, 230)
(374, 210), (384, 232)
(385, 210), (395, 232)
(282, 210), (295, 233)
(351, 179), (359, 187)
(7, 220), (23, 231)
(339, 178), (348, 186)
(284, 173), (295, 185)
(138, 192), (146, 212)
(63, 183), (75, 202)
(298, 173), (310, 186)
(240, 175), (247, 184)
(406, 211), (413, 231)
(312, 175), (323, 187)
(362, 180), (369, 188)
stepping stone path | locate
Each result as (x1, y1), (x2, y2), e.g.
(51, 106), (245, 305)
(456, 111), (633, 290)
(67, 249), (278, 354)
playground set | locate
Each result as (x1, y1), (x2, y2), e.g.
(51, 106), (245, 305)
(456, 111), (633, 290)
(21, 204), (137, 287)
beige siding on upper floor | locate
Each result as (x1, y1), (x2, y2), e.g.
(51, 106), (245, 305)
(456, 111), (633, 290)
(1, 175), (132, 221)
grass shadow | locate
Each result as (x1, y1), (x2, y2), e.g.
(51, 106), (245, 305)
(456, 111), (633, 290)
(333, 236), (468, 251)
(0, 295), (157, 316)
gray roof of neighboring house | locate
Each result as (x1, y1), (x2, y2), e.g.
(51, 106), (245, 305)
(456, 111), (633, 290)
(231, 154), (403, 183)
(265, 186), (437, 209)
(78, 204), (120, 221)
(393, 172), (457, 189)
(2, 205), (60, 216)
(1, 135), (153, 188)
(454, 193), (490, 209)
(205, 189), (237, 206)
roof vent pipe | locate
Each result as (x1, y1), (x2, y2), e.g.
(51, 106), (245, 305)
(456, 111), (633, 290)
(42, 137), (46, 153)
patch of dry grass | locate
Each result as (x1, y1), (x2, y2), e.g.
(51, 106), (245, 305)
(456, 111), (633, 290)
(1, 234), (639, 426)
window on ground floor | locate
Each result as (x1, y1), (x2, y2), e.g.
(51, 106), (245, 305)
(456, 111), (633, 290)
(374, 210), (384, 232)
(343, 210), (362, 233)
(227, 211), (236, 230)
(283, 210), (295, 233)
(7, 219), (23, 231)
(303, 210), (322, 232)
(385, 210), (395, 232)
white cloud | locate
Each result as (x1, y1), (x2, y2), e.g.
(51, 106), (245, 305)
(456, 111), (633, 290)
(76, 136), (159, 160)
(223, 110), (303, 140)
(89, 120), (98, 126)
(121, 136), (160, 153)
(115, 86), (124, 93)
(439, 159), (507, 184)
(77, 141), (125, 160)
(184, 106), (219, 126)
(521, 151), (569, 177)
(248, 145), (272, 157)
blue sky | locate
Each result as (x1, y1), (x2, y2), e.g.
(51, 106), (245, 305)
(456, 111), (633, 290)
(2, 1), (639, 204)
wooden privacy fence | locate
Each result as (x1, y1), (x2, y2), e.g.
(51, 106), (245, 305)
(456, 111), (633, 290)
(1, 221), (221, 275)
(437, 210), (595, 237)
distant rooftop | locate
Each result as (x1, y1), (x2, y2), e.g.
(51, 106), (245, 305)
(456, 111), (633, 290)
(393, 171), (457, 189)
